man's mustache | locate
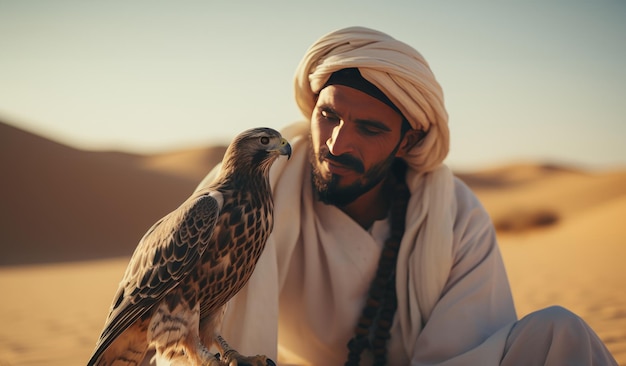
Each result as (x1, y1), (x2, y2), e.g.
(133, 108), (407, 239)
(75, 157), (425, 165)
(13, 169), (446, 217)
(321, 150), (365, 174)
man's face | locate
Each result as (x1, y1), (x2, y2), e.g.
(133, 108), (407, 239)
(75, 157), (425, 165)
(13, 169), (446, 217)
(309, 85), (407, 206)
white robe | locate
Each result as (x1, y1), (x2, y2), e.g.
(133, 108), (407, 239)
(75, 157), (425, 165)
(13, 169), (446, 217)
(195, 121), (518, 365)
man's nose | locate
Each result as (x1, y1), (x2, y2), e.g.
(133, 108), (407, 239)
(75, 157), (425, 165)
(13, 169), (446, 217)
(327, 123), (354, 156)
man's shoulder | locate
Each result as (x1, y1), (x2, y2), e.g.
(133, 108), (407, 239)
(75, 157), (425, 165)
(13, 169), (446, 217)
(452, 175), (483, 208)
(449, 174), (495, 231)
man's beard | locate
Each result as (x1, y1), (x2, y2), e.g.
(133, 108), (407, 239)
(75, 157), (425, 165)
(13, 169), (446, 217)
(309, 137), (400, 207)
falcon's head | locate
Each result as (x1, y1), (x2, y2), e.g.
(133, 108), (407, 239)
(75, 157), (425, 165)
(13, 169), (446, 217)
(221, 127), (292, 175)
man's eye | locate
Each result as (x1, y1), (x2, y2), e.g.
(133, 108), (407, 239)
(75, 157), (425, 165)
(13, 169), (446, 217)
(320, 110), (339, 122)
(359, 125), (382, 136)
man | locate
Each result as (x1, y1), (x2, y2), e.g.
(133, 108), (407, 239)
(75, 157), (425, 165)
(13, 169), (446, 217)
(197, 27), (617, 365)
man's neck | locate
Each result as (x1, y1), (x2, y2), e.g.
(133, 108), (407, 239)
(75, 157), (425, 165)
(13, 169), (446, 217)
(338, 178), (392, 229)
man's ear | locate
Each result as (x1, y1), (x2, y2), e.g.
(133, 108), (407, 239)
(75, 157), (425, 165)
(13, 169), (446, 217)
(396, 129), (425, 157)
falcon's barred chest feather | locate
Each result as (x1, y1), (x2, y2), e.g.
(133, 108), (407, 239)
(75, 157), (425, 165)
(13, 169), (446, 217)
(198, 183), (274, 315)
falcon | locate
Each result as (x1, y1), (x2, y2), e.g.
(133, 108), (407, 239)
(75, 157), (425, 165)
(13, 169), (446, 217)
(87, 127), (291, 366)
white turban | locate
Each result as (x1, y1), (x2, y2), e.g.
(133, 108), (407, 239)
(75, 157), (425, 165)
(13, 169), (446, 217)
(294, 26), (450, 173)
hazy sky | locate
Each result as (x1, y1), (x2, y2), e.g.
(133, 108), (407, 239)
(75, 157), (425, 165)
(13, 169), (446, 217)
(1, 0), (625, 170)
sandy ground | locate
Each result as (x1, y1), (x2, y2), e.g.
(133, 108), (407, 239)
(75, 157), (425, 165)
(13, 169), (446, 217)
(1, 121), (624, 365)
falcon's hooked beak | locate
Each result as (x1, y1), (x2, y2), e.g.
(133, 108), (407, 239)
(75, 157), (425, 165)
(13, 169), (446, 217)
(271, 137), (292, 160)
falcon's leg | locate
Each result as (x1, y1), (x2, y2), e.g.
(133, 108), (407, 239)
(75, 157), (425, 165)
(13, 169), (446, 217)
(214, 334), (275, 366)
(148, 291), (221, 366)
(199, 305), (275, 366)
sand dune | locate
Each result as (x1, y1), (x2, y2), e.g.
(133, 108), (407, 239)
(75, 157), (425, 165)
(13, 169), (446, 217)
(0, 121), (624, 365)
(0, 122), (225, 265)
(461, 163), (626, 232)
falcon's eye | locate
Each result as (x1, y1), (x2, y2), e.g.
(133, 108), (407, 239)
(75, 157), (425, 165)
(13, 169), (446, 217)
(260, 136), (270, 145)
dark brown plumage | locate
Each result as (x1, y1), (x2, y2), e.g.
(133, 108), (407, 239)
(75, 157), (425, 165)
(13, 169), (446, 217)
(87, 127), (291, 366)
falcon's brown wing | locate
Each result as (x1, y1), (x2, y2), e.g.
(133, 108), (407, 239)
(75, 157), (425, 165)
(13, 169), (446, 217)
(88, 193), (221, 364)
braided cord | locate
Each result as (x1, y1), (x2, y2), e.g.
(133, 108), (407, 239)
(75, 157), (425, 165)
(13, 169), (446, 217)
(345, 160), (409, 366)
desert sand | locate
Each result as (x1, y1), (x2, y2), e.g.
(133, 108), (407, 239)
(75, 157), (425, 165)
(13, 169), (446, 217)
(1, 121), (624, 365)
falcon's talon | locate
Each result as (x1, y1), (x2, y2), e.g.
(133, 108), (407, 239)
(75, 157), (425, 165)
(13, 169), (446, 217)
(86, 128), (291, 366)
(218, 349), (273, 366)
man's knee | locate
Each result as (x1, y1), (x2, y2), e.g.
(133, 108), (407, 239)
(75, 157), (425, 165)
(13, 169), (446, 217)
(527, 306), (585, 334)
(507, 305), (587, 348)
(504, 306), (616, 365)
